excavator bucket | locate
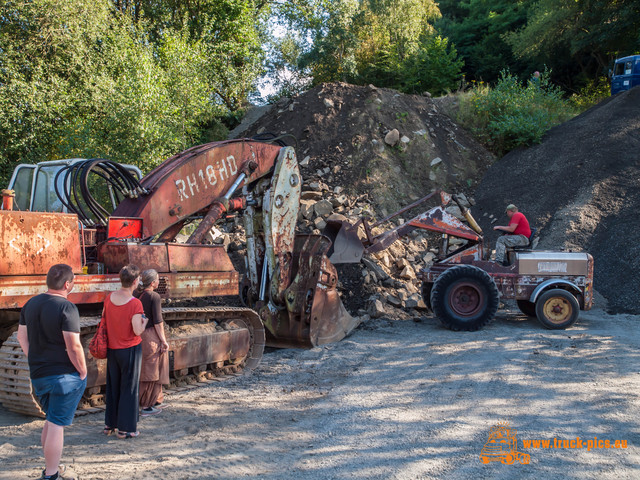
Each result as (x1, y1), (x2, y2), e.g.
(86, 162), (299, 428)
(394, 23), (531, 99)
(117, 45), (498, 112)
(323, 219), (365, 264)
(255, 234), (361, 349)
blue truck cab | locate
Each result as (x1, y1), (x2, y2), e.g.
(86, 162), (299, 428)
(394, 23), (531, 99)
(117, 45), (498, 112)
(611, 55), (640, 95)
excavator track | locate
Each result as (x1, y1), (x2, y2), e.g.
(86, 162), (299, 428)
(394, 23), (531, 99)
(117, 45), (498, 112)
(0, 306), (264, 418)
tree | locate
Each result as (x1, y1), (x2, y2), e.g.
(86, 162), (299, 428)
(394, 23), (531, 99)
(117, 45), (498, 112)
(506, 0), (640, 90)
(437, 0), (537, 84)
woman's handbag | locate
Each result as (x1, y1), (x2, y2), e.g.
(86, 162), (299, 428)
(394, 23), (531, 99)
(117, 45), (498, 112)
(89, 316), (108, 359)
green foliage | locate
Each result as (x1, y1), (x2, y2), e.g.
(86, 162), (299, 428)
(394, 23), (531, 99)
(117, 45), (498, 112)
(458, 70), (575, 155)
(0, 0), (267, 187)
(401, 35), (464, 94)
(506, 0), (640, 90)
(568, 79), (611, 111)
(437, 0), (536, 84)
(296, 0), (461, 96)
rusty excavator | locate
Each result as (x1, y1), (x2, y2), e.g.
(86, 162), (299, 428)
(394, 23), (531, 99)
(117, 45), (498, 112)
(0, 140), (358, 417)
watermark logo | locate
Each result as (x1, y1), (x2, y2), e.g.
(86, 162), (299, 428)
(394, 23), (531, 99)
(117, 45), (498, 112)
(479, 421), (531, 465)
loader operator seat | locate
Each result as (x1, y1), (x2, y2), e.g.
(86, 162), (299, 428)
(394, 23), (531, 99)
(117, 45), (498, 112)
(506, 227), (538, 263)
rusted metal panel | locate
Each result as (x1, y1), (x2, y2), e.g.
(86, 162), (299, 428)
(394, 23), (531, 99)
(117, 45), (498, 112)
(167, 244), (234, 273)
(113, 140), (283, 238)
(518, 252), (589, 276)
(0, 272), (238, 309)
(169, 329), (250, 370)
(107, 217), (143, 241)
(98, 243), (169, 274)
(408, 207), (481, 242)
(0, 211), (82, 275)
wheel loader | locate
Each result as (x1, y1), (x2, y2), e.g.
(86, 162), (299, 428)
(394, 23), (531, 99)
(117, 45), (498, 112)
(0, 140), (358, 417)
(324, 190), (594, 331)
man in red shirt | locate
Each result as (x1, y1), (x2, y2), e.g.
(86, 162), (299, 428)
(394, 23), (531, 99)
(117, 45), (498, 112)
(493, 204), (532, 265)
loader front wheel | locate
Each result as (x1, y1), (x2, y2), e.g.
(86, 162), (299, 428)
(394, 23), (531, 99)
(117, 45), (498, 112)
(430, 265), (499, 331)
(535, 289), (579, 329)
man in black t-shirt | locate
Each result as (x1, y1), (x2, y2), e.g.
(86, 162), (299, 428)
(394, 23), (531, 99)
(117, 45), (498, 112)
(17, 264), (87, 480)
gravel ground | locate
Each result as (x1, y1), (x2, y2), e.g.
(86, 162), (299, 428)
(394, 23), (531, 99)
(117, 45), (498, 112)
(0, 303), (638, 480)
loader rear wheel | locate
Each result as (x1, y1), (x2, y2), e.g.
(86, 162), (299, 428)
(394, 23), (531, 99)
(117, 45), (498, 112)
(535, 289), (579, 329)
(516, 300), (537, 317)
(430, 265), (499, 331)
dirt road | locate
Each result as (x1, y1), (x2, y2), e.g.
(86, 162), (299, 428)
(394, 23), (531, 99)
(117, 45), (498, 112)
(1, 304), (638, 479)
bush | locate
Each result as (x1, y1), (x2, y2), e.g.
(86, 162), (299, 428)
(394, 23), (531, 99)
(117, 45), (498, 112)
(458, 70), (575, 155)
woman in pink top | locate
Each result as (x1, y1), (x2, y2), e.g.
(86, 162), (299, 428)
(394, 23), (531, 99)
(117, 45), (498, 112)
(102, 265), (148, 439)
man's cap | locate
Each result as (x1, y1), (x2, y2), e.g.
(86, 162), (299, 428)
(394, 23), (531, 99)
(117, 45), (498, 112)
(505, 204), (517, 212)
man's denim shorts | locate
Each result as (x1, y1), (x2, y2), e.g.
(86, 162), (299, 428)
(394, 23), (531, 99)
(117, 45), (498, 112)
(31, 373), (87, 426)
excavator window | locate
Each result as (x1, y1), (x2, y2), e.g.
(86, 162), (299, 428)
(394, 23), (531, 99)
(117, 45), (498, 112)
(9, 165), (35, 211)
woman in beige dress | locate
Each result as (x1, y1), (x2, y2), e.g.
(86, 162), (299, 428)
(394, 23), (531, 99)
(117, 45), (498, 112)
(135, 269), (169, 415)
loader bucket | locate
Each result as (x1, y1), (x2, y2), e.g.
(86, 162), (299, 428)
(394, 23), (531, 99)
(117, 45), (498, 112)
(323, 220), (365, 264)
(259, 234), (360, 348)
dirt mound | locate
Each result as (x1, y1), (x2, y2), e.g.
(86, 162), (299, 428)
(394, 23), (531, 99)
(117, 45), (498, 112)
(473, 86), (640, 314)
(240, 82), (494, 215)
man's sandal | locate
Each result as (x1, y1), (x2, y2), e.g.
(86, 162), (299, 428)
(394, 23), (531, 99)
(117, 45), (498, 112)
(102, 426), (116, 436)
(116, 430), (140, 439)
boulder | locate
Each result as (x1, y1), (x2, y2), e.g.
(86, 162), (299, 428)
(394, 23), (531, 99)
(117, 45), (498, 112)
(368, 299), (386, 318)
(314, 199), (334, 217)
(384, 129), (400, 146)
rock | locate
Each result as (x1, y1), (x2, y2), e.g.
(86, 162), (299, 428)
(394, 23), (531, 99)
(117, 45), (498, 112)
(331, 194), (348, 206)
(314, 199), (334, 217)
(372, 139), (385, 153)
(384, 129), (400, 146)
(414, 129), (427, 136)
(326, 213), (348, 223)
(289, 103), (295, 111)
(324, 98), (335, 108)
(314, 217), (327, 230)
(386, 294), (402, 307)
(382, 277), (395, 288)
(381, 253), (391, 268)
(423, 252), (436, 264)
(404, 298), (419, 309)
(307, 181), (322, 191)
(368, 299), (386, 318)
(300, 156), (311, 167)
(333, 165), (341, 174)
(396, 258), (410, 269)
(256, 127), (266, 134)
(430, 157), (442, 167)
(456, 192), (471, 208)
(301, 191), (323, 201)
(362, 257), (390, 281)
(399, 265), (416, 280)
(300, 199), (316, 219)
(333, 186), (343, 194)
(429, 171), (436, 181)
(423, 91), (432, 97)
(405, 282), (419, 294)
(397, 290), (408, 301)
(400, 135), (411, 144)
(445, 205), (465, 221)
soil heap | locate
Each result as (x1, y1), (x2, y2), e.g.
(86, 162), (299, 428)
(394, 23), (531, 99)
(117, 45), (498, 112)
(227, 82), (495, 318)
(473, 86), (640, 314)
(239, 82), (494, 215)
